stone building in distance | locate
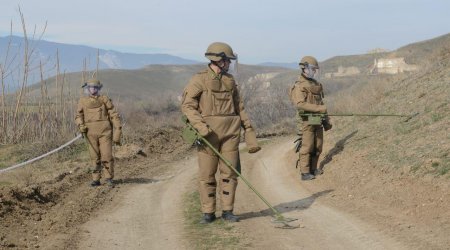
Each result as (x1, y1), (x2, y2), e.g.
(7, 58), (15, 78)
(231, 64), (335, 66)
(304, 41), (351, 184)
(369, 57), (418, 74)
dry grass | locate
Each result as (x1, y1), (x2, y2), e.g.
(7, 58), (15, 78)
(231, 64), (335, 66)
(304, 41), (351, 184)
(323, 46), (450, 177)
(0, 139), (89, 186)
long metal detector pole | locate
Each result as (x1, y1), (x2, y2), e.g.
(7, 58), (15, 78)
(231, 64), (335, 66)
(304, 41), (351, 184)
(183, 119), (297, 227)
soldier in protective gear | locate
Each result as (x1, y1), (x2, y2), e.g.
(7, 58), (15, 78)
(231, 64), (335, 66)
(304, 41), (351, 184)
(289, 56), (332, 181)
(181, 42), (260, 224)
(75, 79), (122, 187)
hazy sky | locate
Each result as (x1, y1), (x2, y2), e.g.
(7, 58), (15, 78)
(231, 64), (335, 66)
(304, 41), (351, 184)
(0, 0), (449, 64)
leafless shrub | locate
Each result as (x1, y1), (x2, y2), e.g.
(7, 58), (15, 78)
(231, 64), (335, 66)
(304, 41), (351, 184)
(0, 9), (78, 146)
(240, 77), (296, 133)
(117, 94), (182, 144)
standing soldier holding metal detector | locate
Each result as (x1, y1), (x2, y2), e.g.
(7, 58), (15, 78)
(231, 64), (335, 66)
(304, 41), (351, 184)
(289, 56), (332, 181)
(75, 79), (122, 187)
(181, 42), (261, 224)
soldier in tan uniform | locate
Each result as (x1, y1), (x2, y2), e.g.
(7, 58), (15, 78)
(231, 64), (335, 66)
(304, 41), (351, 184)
(75, 79), (122, 187)
(289, 56), (332, 181)
(181, 42), (260, 224)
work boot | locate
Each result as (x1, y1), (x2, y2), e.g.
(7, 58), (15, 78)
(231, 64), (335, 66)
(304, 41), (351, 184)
(199, 213), (216, 224)
(314, 168), (324, 176)
(105, 178), (115, 188)
(90, 180), (101, 187)
(222, 210), (240, 222)
(301, 173), (315, 181)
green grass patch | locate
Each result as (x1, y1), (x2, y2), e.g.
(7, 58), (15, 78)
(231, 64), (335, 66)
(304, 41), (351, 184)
(431, 113), (444, 123)
(436, 160), (450, 176)
(0, 181), (13, 186)
(426, 159), (450, 176)
(183, 190), (243, 249)
(0, 144), (29, 168)
(393, 120), (425, 135)
(410, 159), (450, 176)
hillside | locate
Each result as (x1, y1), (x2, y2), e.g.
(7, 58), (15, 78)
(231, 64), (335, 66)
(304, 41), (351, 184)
(325, 40), (450, 174)
(322, 33), (450, 74)
(269, 33), (450, 94)
(26, 64), (291, 102)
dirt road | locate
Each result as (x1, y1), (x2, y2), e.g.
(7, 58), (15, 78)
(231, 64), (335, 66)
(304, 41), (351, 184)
(75, 137), (447, 249)
(235, 138), (406, 250)
(76, 157), (196, 249)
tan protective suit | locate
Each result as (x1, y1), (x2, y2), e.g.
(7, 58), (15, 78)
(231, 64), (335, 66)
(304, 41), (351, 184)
(181, 66), (256, 213)
(75, 95), (121, 181)
(289, 74), (328, 175)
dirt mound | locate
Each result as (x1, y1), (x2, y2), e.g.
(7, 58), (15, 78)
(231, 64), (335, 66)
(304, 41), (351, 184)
(0, 125), (190, 249)
(126, 125), (187, 154)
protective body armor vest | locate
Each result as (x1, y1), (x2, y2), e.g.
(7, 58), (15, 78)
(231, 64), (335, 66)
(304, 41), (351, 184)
(197, 70), (238, 117)
(79, 96), (110, 123)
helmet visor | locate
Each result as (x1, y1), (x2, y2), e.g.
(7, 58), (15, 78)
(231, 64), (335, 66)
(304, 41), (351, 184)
(304, 64), (320, 79)
(228, 54), (239, 75)
(83, 85), (102, 96)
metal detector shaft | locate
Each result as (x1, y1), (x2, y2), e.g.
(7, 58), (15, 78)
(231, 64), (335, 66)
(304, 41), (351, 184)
(82, 132), (100, 157)
(184, 120), (285, 220)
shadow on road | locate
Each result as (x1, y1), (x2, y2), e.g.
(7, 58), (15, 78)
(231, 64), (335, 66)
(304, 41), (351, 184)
(319, 130), (358, 170)
(238, 189), (334, 220)
(115, 178), (161, 185)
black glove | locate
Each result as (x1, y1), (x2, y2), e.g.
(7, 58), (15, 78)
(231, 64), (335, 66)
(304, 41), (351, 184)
(322, 121), (332, 131)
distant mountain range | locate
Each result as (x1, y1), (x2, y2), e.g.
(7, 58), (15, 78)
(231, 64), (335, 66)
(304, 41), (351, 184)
(0, 35), (199, 74)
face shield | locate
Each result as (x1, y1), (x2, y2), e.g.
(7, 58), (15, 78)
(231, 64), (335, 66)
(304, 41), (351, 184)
(214, 54), (237, 74)
(303, 64), (320, 79)
(228, 54), (239, 75)
(83, 85), (102, 96)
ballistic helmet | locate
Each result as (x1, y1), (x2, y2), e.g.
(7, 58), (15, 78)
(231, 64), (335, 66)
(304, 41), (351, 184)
(205, 42), (237, 61)
(299, 56), (319, 68)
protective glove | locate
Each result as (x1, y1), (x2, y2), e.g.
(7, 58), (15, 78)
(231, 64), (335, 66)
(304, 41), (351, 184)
(198, 125), (213, 137)
(323, 121), (332, 131)
(79, 124), (88, 133)
(113, 128), (122, 144)
(244, 128), (261, 153)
